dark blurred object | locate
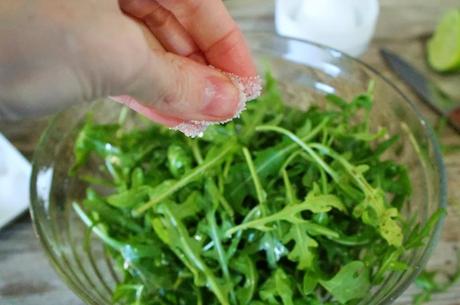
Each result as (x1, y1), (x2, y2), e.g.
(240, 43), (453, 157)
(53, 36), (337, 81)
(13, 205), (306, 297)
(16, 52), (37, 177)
(381, 49), (460, 133)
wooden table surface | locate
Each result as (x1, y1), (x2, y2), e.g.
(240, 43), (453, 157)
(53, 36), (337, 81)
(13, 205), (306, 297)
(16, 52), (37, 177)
(1, 1), (460, 304)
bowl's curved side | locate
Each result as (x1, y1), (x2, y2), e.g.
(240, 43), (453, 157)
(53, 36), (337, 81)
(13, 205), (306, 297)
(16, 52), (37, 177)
(245, 31), (447, 304)
(29, 104), (103, 305)
(29, 31), (447, 305)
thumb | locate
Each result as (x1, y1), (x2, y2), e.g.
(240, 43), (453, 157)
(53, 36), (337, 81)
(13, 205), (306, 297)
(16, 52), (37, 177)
(113, 50), (242, 126)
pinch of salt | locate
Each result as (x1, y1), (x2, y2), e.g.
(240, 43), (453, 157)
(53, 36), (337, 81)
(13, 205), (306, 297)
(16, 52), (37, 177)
(171, 70), (263, 138)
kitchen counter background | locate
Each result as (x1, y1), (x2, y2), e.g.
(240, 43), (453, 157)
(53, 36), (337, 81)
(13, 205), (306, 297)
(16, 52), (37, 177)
(1, 0), (460, 304)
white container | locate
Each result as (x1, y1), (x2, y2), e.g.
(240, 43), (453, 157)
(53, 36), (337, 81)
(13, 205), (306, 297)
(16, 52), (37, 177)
(275, 0), (380, 57)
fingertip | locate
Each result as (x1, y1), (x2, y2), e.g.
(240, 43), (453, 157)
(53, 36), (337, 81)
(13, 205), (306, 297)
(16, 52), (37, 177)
(201, 74), (241, 120)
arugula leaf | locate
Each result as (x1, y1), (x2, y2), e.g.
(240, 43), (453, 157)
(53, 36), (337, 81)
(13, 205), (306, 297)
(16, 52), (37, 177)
(226, 143), (295, 208)
(152, 202), (231, 305)
(106, 185), (153, 208)
(302, 270), (319, 295)
(205, 209), (236, 303)
(412, 250), (460, 304)
(320, 261), (371, 304)
(405, 208), (446, 249)
(72, 121), (121, 172)
(242, 146), (280, 268)
(135, 142), (236, 214)
(260, 269), (294, 305)
(353, 191), (403, 247)
(231, 255), (259, 305)
(282, 223), (318, 270)
(167, 144), (192, 178)
(227, 193), (344, 236)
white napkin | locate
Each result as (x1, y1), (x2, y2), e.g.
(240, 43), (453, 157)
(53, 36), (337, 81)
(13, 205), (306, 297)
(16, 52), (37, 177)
(0, 133), (31, 229)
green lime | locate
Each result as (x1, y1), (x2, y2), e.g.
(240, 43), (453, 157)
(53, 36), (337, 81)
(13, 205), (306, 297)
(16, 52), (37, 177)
(427, 9), (460, 72)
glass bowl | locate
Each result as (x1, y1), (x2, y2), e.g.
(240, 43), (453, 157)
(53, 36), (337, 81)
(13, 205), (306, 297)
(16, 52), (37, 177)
(30, 32), (446, 305)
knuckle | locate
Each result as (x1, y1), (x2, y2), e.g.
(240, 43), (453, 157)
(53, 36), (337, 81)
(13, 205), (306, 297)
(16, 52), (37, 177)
(119, 0), (161, 19)
(159, 0), (203, 19)
(180, 0), (203, 16)
(145, 5), (174, 28)
(206, 26), (240, 55)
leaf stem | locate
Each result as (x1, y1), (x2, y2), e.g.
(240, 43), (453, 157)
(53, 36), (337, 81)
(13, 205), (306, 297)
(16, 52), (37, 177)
(135, 143), (236, 215)
(256, 125), (339, 181)
(227, 195), (341, 237)
(242, 147), (267, 207)
(73, 203), (124, 250)
(188, 138), (203, 165)
(206, 212), (237, 304)
(160, 205), (230, 305)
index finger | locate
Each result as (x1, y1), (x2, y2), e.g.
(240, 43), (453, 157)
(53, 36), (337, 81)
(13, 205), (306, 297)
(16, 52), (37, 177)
(156, 0), (257, 77)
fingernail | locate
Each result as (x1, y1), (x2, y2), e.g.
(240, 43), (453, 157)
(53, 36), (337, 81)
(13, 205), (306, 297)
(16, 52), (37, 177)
(202, 76), (240, 119)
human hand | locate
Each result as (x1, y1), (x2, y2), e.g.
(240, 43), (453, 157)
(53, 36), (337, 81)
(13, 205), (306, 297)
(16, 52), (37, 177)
(0, 0), (259, 130)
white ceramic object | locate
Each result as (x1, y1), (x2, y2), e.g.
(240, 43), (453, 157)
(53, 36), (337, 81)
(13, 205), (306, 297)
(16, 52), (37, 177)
(0, 133), (31, 229)
(275, 0), (380, 57)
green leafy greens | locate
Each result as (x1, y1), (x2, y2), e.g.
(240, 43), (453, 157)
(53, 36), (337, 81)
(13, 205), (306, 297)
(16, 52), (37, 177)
(72, 72), (443, 305)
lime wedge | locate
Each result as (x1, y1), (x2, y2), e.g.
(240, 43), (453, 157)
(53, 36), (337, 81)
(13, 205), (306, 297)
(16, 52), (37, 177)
(427, 9), (460, 72)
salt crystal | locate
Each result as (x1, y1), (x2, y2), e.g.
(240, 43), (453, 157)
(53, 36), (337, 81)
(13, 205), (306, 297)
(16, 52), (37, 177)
(172, 69), (263, 138)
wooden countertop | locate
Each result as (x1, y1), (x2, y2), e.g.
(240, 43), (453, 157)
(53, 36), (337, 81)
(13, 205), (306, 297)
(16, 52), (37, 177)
(1, 1), (460, 304)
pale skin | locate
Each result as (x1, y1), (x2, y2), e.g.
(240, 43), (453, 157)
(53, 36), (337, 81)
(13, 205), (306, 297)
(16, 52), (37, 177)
(0, 0), (257, 127)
